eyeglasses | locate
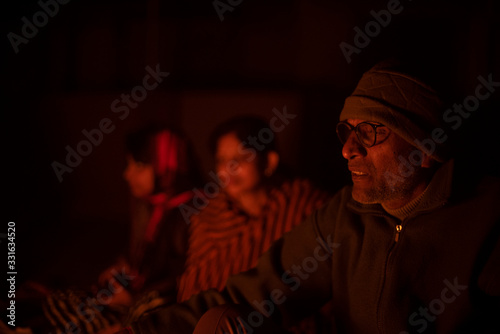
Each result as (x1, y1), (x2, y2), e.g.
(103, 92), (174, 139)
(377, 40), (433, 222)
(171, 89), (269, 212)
(336, 121), (390, 148)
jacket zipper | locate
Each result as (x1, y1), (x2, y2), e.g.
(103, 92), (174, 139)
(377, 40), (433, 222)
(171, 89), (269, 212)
(395, 224), (403, 242)
(377, 219), (405, 332)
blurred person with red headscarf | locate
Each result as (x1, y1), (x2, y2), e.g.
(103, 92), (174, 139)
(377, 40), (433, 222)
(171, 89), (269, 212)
(27, 124), (202, 334)
(98, 124), (202, 309)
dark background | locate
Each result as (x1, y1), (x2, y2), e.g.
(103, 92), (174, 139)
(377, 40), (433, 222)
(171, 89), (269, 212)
(2, 0), (499, 300)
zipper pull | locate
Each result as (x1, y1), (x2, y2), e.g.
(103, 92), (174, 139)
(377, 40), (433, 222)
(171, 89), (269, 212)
(395, 224), (402, 242)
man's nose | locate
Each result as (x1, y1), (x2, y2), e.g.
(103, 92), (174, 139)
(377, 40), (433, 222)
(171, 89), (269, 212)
(342, 132), (367, 160)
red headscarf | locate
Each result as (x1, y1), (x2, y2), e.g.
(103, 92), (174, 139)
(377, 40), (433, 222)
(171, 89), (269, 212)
(142, 129), (194, 242)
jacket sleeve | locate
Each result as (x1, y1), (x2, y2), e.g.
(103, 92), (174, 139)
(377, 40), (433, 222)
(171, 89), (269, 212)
(129, 194), (341, 334)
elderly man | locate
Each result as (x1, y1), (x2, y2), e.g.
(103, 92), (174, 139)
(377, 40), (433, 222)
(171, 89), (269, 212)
(122, 62), (500, 334)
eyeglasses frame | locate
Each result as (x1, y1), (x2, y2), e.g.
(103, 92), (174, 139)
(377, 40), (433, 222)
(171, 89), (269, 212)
(336, 121), (389, 148)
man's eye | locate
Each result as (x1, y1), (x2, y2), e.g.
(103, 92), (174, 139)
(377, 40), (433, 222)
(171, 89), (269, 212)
(359, 125), (374, 135)
(377, 128), (388, 135)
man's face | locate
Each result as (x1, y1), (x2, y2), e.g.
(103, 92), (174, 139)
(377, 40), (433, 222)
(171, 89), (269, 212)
(341, 119), (429, 209)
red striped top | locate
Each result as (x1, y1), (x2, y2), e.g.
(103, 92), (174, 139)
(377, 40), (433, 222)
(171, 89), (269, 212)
(177, 179), (331, 302)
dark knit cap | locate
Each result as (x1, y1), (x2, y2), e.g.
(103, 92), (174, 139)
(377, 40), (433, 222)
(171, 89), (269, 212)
(339, 62), (450, 162)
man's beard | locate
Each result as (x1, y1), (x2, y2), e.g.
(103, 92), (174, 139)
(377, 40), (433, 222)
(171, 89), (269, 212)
(352, 174), (422, 205)
(351, 155), (429, 206)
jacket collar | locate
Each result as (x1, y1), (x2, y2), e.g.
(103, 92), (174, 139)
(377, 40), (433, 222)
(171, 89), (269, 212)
(346, 159), (455, 218)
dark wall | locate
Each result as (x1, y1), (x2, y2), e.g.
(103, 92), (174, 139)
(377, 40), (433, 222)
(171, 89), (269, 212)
(3, 0), (499, 289)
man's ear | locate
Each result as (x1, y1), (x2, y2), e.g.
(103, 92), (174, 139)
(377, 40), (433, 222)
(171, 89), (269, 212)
(421, 151), (434, 169)
(265, 151), (280, 176)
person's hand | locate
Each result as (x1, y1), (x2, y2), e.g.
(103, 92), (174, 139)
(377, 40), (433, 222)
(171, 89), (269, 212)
(98, 258), (132, 288)
(95, 258), (137, 308)
(105, 281), (134, 308)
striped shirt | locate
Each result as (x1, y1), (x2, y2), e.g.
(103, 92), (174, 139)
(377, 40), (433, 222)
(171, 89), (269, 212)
(177, 179), (330, 302)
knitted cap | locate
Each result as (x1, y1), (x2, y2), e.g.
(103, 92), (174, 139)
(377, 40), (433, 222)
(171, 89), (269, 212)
(339, 62), (449, 162)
